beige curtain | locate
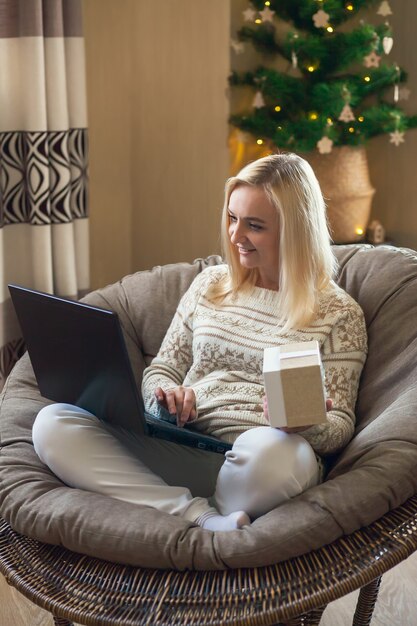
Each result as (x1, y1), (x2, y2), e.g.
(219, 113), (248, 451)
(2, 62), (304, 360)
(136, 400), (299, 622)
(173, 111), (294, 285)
(0, 0), (90, 387)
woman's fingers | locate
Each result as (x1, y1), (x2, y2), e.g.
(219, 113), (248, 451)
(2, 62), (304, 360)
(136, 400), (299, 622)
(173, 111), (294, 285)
(164, 388), (179, 416)
(154, 387), (166, 406)
(262, 395), (270, 422)
(178, 387), (196, 426)
(157, 386), (196, 427)
(326, 398), (333, 411)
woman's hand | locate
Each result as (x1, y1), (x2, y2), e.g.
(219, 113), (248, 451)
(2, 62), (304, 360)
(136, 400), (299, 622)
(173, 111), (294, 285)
(263, 395), (333, 434)
(154, 386), (196, 427)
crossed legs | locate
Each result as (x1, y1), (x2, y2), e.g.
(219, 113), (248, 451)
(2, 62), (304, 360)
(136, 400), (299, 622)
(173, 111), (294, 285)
(33, 404), (320, 530)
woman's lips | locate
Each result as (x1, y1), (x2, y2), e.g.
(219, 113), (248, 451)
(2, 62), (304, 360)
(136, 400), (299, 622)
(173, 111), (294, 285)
(237, 247), (256, 255)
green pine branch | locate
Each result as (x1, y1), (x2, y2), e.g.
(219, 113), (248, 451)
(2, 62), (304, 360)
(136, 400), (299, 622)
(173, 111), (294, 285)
(230, 64), (405, 114)
(231, 103), (417, 152)
(238, 23), (392, 78)
(231, 0), (416, 151)
(287, 23), (391, 76)
(249, 0), (379, 30)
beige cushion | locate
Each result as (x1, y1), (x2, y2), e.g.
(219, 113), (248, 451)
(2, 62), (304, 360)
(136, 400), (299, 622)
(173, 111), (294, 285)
(1, 245), (417, 569)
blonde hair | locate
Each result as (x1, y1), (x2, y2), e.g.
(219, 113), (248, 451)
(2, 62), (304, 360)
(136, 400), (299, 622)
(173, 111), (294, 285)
(213, 152), (337, 330)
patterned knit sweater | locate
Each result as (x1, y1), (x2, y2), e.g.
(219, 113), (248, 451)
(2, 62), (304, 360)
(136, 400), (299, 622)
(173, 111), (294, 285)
(142, 265), (368, 456)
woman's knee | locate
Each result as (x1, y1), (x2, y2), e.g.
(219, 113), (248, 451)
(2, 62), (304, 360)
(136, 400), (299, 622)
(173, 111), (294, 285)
(32, 403), (98, 464)
(215, 426), (319, 518)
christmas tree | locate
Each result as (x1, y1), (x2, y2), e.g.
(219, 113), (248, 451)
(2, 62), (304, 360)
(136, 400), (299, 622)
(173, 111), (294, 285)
(230, 0), (417, 155)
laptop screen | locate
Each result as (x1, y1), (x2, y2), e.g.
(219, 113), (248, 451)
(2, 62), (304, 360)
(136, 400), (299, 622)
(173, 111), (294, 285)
(8, 285), (147, 436)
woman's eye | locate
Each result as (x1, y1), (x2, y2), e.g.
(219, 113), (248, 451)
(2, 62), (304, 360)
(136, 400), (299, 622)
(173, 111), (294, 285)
(249, 223), (263, 231)
(228, 214), (237, 223)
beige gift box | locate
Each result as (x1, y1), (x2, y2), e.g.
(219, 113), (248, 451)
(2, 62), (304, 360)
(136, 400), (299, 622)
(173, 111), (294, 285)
(263, 340), (327, 428)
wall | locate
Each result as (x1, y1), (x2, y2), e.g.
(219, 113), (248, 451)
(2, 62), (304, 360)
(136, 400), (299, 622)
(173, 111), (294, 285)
(83, 1), (230, 290)
(366, 2), (417, 249)
(230, 0), (417, 249)
(130, 2), (230, 271)
(83, 0), (134, 290)
(84, 1), (416, 289)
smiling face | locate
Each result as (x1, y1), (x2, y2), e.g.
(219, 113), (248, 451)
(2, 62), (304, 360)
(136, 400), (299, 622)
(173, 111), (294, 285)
(227, 185), (280, 290)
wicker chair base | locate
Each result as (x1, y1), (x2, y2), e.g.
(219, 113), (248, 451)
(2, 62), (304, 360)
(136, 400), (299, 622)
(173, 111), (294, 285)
(1, 495), (417, 626)
(53, 618), (74, 626)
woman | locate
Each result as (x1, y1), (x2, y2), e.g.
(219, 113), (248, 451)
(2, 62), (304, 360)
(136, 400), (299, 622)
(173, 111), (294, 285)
(33, 153), (367, 532)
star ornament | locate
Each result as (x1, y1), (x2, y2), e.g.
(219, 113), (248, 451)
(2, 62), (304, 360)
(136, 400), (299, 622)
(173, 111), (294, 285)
(389, 130), (405, 146)
(231, 39), (245, 54)
(317, 136), (333, 154)
(312, 9), (330, 28)
(242, 6), (256, 22)
(259, 6), (275, 22)
(363, 51), (381, 68)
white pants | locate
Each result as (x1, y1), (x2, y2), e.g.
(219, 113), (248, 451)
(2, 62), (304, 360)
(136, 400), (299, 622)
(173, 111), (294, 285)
(32, 404), (320, 522)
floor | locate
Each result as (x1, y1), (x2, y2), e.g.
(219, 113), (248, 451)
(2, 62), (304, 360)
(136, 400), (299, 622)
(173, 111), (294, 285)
(1, 550), (416, 625)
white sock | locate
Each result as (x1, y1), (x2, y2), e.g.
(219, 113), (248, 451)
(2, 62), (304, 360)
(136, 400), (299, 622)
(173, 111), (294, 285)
(196, 508), (251, 531)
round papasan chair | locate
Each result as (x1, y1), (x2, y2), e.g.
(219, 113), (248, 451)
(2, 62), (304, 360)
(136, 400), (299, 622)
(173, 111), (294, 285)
(1, 243), (417, 626)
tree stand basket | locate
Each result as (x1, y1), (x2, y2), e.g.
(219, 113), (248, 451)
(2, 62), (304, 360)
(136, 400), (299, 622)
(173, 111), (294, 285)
(305, 146), (375, 244)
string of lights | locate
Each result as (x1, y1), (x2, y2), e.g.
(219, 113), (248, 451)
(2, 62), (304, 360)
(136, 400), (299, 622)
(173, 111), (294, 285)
(230, 0), (417, 153)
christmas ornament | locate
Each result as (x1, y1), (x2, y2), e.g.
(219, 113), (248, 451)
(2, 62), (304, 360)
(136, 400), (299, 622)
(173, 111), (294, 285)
(229, 0), (417, 161)
(253, 75), (267, 86)
(382, 36), (394, 54)
(291, 50), (298, 69)
(338, 103), (355, 122)
(259, 6), (275, 22)
(366, 220), (386, 245)
(393, 64), (401, 102)
(363, 51), (381, 68)
(317, 136), (333, 154)
(377, 1), (393, 17)
(399, 87), (411, 101)
(236, 130), (251, 143)
(312, 9), (330, 29)
(231, 39), (245, 54)
(389, 130), (405, 146)
(253, 91), (265, 108)
(242, 6), (256, 22)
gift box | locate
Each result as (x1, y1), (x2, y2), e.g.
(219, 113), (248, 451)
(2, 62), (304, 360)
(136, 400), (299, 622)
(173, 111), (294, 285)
(263, 340), (327, 428)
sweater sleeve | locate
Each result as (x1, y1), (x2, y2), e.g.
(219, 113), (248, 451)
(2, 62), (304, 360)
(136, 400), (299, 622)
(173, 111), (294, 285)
(141, 268), (219, 415)
(301, 301), (368, 456)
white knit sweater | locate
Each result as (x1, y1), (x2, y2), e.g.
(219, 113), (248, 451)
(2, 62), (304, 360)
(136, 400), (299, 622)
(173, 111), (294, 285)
(142, 265), (368, 456)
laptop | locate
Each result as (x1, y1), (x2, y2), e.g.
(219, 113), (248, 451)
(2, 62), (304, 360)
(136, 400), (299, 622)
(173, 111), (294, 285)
(8, 284), (232, 455)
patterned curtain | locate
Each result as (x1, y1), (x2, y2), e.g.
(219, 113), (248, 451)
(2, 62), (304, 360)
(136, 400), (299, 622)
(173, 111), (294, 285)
(0, 0), (89, 388)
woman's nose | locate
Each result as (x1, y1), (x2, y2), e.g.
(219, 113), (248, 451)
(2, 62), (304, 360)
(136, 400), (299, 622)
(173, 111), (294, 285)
(230, 223), (245, 244)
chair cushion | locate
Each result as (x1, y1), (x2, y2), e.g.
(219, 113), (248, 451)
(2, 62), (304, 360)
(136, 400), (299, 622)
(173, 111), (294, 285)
(1, 245), (417, 570)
